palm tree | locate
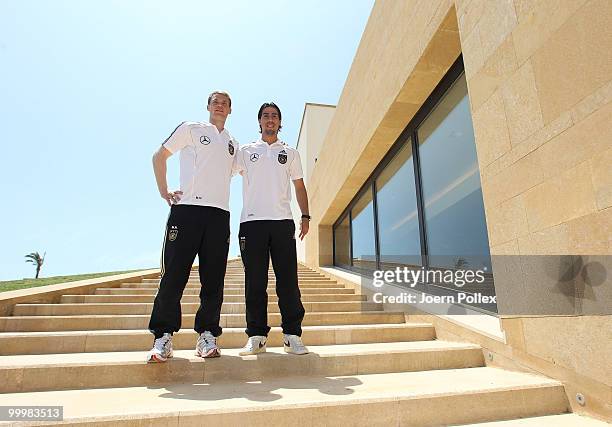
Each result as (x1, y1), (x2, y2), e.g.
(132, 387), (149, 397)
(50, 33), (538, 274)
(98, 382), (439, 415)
(25, 251), (46, 279)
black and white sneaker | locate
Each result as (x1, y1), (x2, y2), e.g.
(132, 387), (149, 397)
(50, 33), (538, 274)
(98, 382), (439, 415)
(283, 334), (309, 355)
(238, 335), (267, 356)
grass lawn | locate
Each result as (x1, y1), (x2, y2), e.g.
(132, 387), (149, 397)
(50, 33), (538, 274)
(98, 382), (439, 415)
(0, 270), (146, 293)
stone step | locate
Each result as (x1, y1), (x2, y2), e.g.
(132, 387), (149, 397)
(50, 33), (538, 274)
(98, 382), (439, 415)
(225, 274), (330, 277)
(123, 282), (342, 289)
(187, 270), (320, 273)
(225, 267), (314, 270)
(95, 287), (356, 295)
(185, 275), (322, 280)
(0, 341), (484, 393)
(190, 271), (319, 275)
(224, 273), (325, 276)
(218, 274), (327, 279)
(0, 368), (568, 426)
(13, 301), (382, 316)
(462, 414), (611, 426)
(180, 269), (319, 273)
(60, 293), (367, 304)
(220, 272), (318, 276)
(0, 323), (435, 355)
(221, 273), (318, 275)
(224, 268), (318, 270)
(0, 311), (406, 332)
(138, 277), (336, 285)
(219, 271), (324, 274)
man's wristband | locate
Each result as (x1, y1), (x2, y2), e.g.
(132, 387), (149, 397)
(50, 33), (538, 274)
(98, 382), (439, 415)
(301, 214), (311, 220)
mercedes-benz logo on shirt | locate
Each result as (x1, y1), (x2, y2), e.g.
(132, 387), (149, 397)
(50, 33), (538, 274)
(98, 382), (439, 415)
(250, 153), (260, 162)
(200, 135), (211, 145)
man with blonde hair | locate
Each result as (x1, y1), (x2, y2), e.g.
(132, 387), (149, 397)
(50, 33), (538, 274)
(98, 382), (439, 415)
(147, 90), (237, 362)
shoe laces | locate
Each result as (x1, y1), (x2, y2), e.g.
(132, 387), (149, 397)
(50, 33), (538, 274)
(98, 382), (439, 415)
(198, 331), (216, 348)
(153, 334), (171, 352)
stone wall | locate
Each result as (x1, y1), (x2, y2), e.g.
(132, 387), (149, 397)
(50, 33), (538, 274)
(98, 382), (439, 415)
(305, 0), (611, 419)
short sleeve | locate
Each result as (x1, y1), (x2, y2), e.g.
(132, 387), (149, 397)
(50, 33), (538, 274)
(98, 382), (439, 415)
(233, 145), (247, 176)
(162, 122), (191, 154)
(289, 149), (304, 181)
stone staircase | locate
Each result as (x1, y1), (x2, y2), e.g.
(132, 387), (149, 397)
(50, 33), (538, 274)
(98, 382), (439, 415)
(0, 260), (606, 426)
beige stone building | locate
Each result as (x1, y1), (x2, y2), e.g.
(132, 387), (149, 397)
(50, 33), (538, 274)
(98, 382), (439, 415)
(291, 103), (336, 262)
(297, 0), (611, 420)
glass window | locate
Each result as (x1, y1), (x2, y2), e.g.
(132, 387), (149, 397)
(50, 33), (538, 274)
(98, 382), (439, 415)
(376, 141), (422, 269)
(334, 215), (350, 266)
(351, 187), (376, 273)
(417, 74), (491, 271)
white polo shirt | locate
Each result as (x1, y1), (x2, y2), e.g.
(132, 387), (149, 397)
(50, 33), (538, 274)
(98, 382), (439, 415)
(162, 121), (237, 212)
(235, 139), (304, 223)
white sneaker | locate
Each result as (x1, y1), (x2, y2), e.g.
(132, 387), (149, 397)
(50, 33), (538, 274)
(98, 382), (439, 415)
(283, 334), (309, 355)
(147, 333), (173, 363)
(195, 330), (220, 358)
(238, 335), (267, 356)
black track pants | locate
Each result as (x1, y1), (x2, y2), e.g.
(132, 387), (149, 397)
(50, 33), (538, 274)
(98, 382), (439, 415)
(148, 205), (229, 338)
(238, 219), (305, 337)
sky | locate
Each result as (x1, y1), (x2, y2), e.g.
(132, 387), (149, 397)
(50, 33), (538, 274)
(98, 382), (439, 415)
(0, 0), (375, 281)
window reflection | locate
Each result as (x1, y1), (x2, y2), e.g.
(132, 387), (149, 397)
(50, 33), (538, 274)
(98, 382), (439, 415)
(351, 188), (376, 273)
(417, 74), (491, 271)
(376, 142), (422, 269)
(332, 70), (492, 297)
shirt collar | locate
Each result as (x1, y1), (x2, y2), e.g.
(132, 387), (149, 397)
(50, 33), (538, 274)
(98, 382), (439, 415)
(256, 138), (284, 147)
(204, 121), (228, 137)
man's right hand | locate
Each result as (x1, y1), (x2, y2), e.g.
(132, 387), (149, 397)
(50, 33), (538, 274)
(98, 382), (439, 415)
(161, 190), (183, 206)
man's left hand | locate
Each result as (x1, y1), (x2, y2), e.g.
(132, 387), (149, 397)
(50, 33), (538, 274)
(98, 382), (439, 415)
(299, 219), (309, 240)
